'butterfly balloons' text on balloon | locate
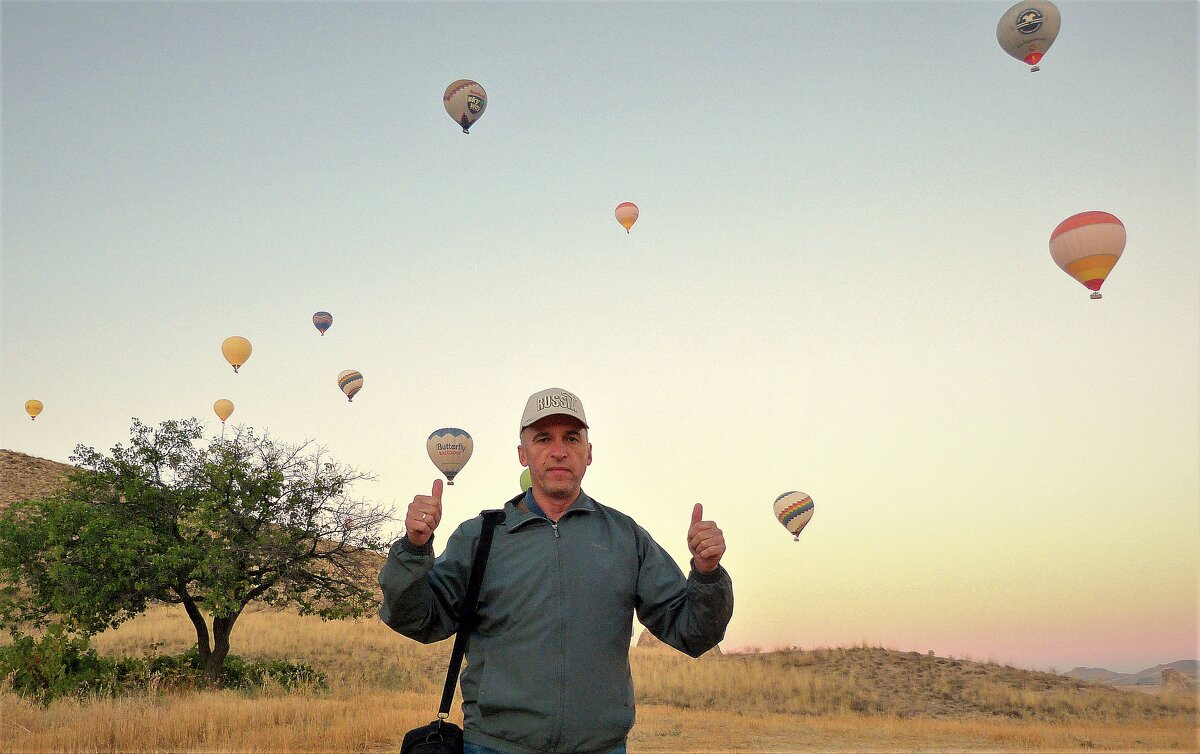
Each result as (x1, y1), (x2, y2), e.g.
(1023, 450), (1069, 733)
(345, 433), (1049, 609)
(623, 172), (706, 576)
(997, 0), (1061, 72)
(428, 428), (474, 485)
(1049, 211), (1126, 300)
(773, 491), (814, 541)
(338, 370), (364, 402)
(444, 80), (487, 133)
(221, 336), (252, 373)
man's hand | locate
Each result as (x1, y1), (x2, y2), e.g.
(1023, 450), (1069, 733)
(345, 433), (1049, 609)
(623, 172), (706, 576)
(687, 503), (725, 574)
(406, 479), (443, 546)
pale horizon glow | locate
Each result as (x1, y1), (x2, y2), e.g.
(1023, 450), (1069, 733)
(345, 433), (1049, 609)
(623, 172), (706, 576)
(2, 1), (1196, 676)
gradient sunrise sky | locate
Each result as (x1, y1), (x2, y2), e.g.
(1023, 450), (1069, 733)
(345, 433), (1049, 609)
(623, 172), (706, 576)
(2, 1), (1196, 674)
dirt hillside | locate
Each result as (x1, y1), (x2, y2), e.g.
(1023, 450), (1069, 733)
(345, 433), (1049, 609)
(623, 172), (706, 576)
(0, 449), (74, 511)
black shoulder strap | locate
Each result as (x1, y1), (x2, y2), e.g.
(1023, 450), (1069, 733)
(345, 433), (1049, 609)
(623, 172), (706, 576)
(437, 509), (504, 717)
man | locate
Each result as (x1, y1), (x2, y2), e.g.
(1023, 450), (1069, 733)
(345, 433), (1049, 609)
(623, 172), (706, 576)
(380, 387), (734, 754)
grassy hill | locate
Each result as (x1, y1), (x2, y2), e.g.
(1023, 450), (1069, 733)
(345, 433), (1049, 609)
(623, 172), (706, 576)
(0, 448), (73, 511)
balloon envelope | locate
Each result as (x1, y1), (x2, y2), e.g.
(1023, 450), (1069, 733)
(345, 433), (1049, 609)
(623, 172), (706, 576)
(997, 0), (1061, 71)
(312, 311), (333, 335)
(773, 491), (814, 540)
(1049, 211), (1125, 299)
(519, 467), (532, 492)
(427, 428), (474, 485)
(444, 79), (487, 133)
(615, 202), (639, 233)
(213, 399), (234, 423)
(338, 370), (364, 402)
(25, 399), (43, 421)
(221, 336), (252, 373)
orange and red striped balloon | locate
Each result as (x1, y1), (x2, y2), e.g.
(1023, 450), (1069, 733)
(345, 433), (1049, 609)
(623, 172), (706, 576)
(1049, 211), (1126, 300)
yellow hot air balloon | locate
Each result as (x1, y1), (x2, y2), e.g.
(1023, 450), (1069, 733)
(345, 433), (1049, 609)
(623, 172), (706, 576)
(213, 399), (234, 424)
(997, 0), (1061, 73)
(1049, 211), (1126, 300)
(615, 202), (639, 233)
(221, 336), (252, 373)
(25, 399), (43, 421)
(773, 491), (814, 541)
(427, 428), (473, 485)
(519, 467), (532, 492)
(338, 370), (364, 402)
(444, 79), (487, 133)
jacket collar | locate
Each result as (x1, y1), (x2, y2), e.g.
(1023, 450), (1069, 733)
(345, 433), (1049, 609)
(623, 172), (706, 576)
(503, 489), (596, 532)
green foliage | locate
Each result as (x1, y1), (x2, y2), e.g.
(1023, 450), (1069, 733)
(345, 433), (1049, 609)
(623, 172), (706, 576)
(0, 627), (328, 704)
(0, 417), (390, 679)
(0, 624), (118, 703)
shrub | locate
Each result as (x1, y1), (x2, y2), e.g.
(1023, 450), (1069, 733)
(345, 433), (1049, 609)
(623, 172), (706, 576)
(0, 628), (326, 703)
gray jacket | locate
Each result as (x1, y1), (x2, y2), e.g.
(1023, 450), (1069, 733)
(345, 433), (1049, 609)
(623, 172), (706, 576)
(379, 490), (734, 754)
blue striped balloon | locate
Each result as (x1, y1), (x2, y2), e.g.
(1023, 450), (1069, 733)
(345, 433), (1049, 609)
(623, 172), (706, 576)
(313, 311), (333, 336)
(337, 370), (363, 402)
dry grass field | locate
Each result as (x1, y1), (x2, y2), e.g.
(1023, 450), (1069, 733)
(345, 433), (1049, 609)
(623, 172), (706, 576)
(2, 450), (1196, 752)
(2, 605), (1196, 753)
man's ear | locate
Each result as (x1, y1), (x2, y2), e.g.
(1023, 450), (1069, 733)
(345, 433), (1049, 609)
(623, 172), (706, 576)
(518, 444), (528, 466)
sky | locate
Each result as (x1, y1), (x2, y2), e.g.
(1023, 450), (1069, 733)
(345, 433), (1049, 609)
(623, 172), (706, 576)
(1, 1), (1196, 675)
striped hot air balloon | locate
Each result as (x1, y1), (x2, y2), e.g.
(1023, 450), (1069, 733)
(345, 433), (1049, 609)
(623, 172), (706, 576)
(312, 311), (333, 336)
(338, 370), (364, 402)
(1049, 211), (1126, 300)
(614, 202), (639, 233)
(427, 428), (474, 485)
(773, 491), (814, 541)
(444, 79), (487, 133)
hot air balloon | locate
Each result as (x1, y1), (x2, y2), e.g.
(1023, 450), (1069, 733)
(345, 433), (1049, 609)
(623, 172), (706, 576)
(221, 336), (252, 373)
(997, 0), (1061, 72)
(313, 311), (333, 336)
(519, 467), (532, 492)
(1049, 211), (1126, 300)
(25, 399), (43, 421)
(338, 370), (364, 402)
(213, 399), (234, 424)
(615, 202), (639, 233)
(773, 491), (814, 541)
(427, 428), (474, 485)
(444, 79), (487, 133)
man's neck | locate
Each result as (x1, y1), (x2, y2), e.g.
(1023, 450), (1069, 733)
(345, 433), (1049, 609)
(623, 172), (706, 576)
(531, 489), (579, 522)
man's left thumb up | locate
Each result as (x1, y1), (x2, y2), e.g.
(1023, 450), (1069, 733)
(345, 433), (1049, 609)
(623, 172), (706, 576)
(691, 503), (703, 526)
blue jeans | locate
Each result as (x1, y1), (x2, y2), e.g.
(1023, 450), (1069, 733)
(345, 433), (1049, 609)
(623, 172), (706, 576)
(464, 741), (627, 754)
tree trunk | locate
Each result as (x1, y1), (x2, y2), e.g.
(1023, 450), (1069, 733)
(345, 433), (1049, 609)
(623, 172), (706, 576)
(181, 593), (212, 667)
(202, 612), (241, 684)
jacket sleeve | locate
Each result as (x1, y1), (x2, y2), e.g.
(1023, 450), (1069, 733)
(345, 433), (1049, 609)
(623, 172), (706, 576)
(378, 519), (478, 644)
(632, 524), (734, 658)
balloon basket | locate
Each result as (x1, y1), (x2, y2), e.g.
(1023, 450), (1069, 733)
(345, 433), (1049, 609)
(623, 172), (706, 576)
(1090, 292), (1102, 300)
(1030, 66), (1040, 73)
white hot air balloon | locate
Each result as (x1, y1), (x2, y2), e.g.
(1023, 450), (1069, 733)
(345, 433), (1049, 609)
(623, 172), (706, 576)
(427, 428), (474, 484)
(443, 80), (487, 133)
(997, 0), (1061, 72)
(773, 491), (814, 541)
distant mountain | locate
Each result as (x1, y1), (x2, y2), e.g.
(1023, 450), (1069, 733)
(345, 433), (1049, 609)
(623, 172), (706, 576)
(1065, 660), (1199, 687)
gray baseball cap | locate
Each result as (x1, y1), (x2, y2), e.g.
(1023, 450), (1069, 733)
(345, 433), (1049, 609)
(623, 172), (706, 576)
(520, 387), (588, 429)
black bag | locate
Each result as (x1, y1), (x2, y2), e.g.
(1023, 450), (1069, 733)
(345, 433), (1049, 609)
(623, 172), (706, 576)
(400, 509), (506, 754)
(400, 719), (463, 754)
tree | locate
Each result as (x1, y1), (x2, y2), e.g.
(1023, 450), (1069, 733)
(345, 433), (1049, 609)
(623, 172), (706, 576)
(0, 418), (390, 683)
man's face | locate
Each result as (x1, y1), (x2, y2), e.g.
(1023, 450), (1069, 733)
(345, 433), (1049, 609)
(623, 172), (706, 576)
(518, 416), (592, 501)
